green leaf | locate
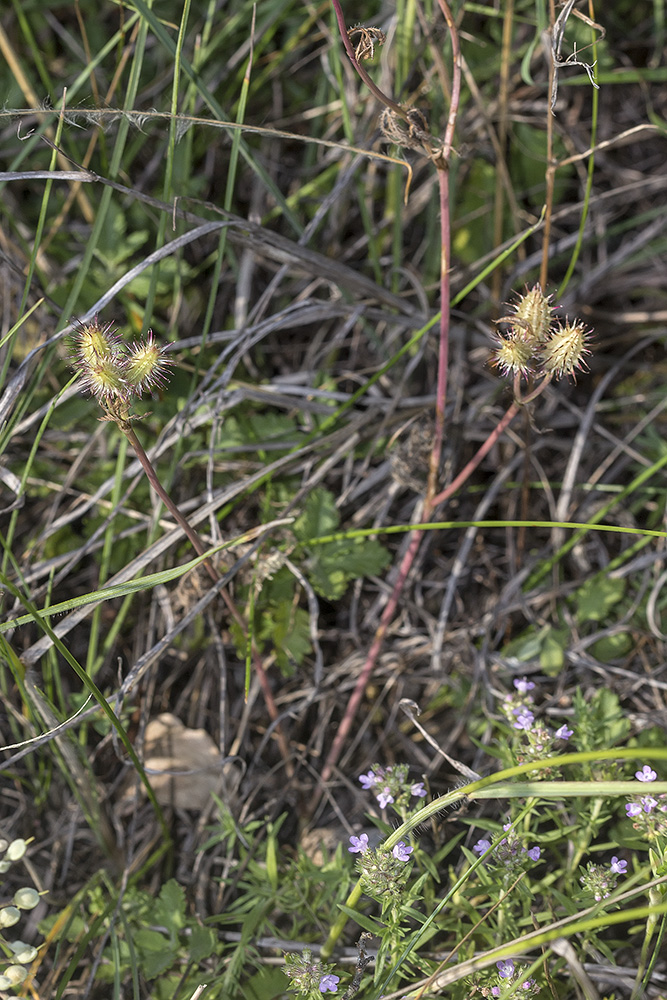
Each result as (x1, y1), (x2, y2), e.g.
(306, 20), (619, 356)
(0, 541), (229, 633)
(294, 487), (339, 541)
(590, 632), (633, 662)
(500, 624), (548, 662)
(133, 929), (176, 979)
(154, 879), (186, 936)
(572, 687), (630, 749)
(539, 629), (567, 676)
(259, 603), (311, 674)
(336, 904), (385, 936)
(188, 924), (217, 964)
(574, 576), (626, 623)
(242, 966), (290, 1000)
(309, 538), (390, 600)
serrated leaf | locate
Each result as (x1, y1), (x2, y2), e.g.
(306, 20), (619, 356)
(154, 879), (186, 935)
(309, 561), (348, 601)
(309, 538), (391, 600)
(133, 929), (176, 979)
(259, 603), (311, 674)
(249, 412), (297, 442)
(294, 488), (339, 542)
(188, 924), (217, 963)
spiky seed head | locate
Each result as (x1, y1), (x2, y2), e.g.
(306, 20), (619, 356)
(539, 320), (591, 380)
(125, 331), (173, 397)
(79, 354), (129, 401)
(493, 333), (535, 379)
(512, 284), (553, 345)
(73, 318), (121, 367)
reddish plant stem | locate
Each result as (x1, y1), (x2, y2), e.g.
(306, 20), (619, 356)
(319, 0), (462, 793)
(329, 0), (408, 121)
(430, 400), (521, 508)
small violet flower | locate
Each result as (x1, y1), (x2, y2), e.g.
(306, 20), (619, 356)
(497, 960), (515, 978)
(473, 839), (492, 855)
(513, 678), (535, 695)
(526, 846), (541, 862)
(359, 771), (377, 789)
(513, 709), (535, 731)
(410, 782), (427, 798)
(377, 787), (395, 809)
(392, 841), (413, 862)
(610, 857), (627, 874)
(636, 766), (657, 782)
(626, 802), (642, 818)
(554, 724), (573, 740)
(348, 834), (369, 854)
(319, 975), (340, 993)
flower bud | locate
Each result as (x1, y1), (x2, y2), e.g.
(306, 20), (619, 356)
(1, 965), (28, 986)
(6, 839), (27, 861)
(14, 887), (40, 910)
(0, 906), (21, 928)
(9, 941), (38, 963)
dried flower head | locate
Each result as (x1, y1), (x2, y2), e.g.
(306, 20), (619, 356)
(347, 24), (386, 61)
(492, 330), (535, 379)
(491, 285), (593, 393)
(538, 319), (591, 381)
(512, 284), (553, 344)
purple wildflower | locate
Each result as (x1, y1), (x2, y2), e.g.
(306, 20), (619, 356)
(526, 846), (541, 862)
(473, 838), (492, 855)
(555, 724), (573, 740)
(626, 802), (642, 818)
(636, 766), (657, 782)
(513, 678), (535, 695)
(497, 960), (515, 978)
(377, 787), (394, 809)
(319, 975), (340, 993)
(610, 857), (627, 874)
(392, 841), (413, 862)
(359, 770), (377, 789)
(348, 834), (369, 854)
(410, 782), (427, 798)
(513, 709), (535, 731)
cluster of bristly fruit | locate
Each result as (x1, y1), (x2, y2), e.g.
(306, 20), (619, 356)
(492, 284), (591, 382)
(71, 317), (172, 420)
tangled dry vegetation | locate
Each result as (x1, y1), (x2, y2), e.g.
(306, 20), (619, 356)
(1, 0), (667, 996)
